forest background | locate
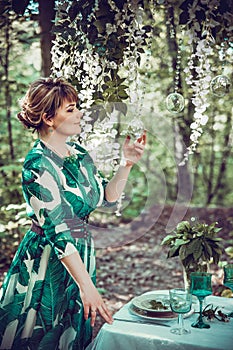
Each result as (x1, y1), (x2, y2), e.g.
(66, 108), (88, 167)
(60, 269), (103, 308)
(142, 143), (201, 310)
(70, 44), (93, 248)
(0, 0), (233, 334)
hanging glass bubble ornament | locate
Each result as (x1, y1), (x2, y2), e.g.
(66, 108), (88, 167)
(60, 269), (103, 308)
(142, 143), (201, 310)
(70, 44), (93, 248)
(122, 117), (144, 140)
(166, 38), (185, 113)
(210, 75), (231, 97)
(210, 39), (231, 97)
(166, 92), (185, 113)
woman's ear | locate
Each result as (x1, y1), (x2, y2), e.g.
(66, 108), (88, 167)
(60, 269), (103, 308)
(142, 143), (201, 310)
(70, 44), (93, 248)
(41, 113), (53, 127)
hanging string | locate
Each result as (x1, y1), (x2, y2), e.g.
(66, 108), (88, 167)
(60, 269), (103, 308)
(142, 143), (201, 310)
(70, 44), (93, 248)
(210, 37), (231, 97)
(166, 29), (185, 113)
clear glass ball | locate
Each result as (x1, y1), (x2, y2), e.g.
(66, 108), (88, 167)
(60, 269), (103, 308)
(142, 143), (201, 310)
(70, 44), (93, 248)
(166, 93), (185, 113)
(210, 75), (231, 97)
(122, 118), (144, 139)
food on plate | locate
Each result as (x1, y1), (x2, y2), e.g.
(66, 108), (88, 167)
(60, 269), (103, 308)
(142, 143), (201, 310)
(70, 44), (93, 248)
(149, 299), (169, 310)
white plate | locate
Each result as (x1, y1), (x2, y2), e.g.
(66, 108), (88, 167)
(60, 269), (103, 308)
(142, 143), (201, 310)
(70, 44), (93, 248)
(132, 293), (171, 314)
(129, 303), (194, 321)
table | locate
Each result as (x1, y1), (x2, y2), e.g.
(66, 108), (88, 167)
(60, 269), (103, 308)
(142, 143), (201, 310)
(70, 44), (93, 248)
(86, 290), (233, 350)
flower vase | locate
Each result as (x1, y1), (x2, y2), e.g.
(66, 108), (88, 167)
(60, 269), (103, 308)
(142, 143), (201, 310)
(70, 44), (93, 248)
(182, 262), (209, 291)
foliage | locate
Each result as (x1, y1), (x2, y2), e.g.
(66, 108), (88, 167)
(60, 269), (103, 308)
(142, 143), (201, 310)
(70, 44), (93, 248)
(50, 0), (233, 208)
(51, 0), (153, 179)
(0, 6), (40, 237)
(0, 0), (232, 236)
(52, 0), (151, 105)
(0, 203), (30, 238)
(51, 0), (233, 146)
(225, 246), (233, 259)
(178, 0), (233, 44)
(161, 219), (224, 270)
(202, 303), (230, 322)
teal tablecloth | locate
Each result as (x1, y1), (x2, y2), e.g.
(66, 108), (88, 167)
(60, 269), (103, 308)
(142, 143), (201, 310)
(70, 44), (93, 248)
(86, 290), (233, 350)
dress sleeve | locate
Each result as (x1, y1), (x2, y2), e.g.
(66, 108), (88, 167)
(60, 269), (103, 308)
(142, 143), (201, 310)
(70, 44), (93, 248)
(98, 170), (117, 208)
(22, 157), (80, 260)
(71, 142), (117, 208)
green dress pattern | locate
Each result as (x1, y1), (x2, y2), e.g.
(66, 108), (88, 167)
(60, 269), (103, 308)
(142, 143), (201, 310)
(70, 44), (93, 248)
(0, 140), (111, 350)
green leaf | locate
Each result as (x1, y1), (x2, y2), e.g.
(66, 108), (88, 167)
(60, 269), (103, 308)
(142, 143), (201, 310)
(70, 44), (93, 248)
(193, 246), (203, 261)
(174, 238), (189, 246)
(167, 245), (180, 258)
(118, 84), (128, 90)
(203, 249), (211, 261)
(179, 244), (191, 260)
(182, 254), (194, 268)
(176, 221), (190, 232)
(209, 237), (223, 242)
(116, 78), (126, 87)
(161, 234), (175, 245)
(186, 239), (202, 261)
(203, 241), (212, 258)
(108, 94), (121, 102)
(214, 228), (222, 233)
(212, 247), (223, 256)
(114, 102), (127, 115)
(118, 90), (128, 99)
(225, 246), (233, 258)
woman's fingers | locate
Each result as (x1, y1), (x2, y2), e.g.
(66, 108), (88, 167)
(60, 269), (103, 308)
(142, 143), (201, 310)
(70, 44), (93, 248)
(134, 140), (146, 156)
(134, 142), (145, 150)
(137, 130), (147, 144)
(90, 309), (97, 327)
(84, 305), (89, 320)
(123, 135), (131, 148)
(85, 303), (113, 327)
(98, 304), (113, 324)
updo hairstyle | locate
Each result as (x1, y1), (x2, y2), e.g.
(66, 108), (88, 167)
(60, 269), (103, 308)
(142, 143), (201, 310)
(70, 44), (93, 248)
(17, 77), (78, 130)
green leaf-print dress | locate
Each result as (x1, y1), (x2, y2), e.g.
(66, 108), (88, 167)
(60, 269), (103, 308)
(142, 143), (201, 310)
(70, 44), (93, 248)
(0, 140), (112, 350)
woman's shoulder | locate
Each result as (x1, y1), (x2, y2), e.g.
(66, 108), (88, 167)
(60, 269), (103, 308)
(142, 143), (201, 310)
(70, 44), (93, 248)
(22, 140), (62, 183)
(23, 139), (59, 173)
(23, 140), (44, 166)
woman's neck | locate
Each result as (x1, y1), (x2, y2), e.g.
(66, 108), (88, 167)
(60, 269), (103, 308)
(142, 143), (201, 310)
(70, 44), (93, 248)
(40, 134), (69, 158)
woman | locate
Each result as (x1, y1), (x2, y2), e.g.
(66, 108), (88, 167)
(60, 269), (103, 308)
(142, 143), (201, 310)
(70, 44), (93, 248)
(0, 77), (146, 350)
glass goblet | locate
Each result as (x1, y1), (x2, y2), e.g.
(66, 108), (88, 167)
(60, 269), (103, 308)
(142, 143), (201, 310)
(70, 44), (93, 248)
(223, 264), (233, 317)
(169, 288), (192, 335)
(190, 272), (212, 329)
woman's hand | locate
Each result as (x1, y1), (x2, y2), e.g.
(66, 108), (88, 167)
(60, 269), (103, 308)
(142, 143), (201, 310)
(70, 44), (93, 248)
(122, 130), (146, 167)
(61, 252), (113, 327)
(79, 279), (113, 327)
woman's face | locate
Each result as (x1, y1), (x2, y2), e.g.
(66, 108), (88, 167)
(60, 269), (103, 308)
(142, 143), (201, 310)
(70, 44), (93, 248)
(51, 99), (82, 136)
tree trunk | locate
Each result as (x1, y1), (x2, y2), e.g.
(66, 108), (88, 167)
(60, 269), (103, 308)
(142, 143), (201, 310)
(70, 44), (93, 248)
(206, 111), (232, 205)
(165, 6), (193, 203)
(4, 14), (15, 160)
(38, 0), (55, 77)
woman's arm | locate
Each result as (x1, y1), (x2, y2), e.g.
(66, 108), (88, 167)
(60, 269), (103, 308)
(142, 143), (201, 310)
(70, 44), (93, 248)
(61, 252), (113, 327)
(105, 131), (146, 202)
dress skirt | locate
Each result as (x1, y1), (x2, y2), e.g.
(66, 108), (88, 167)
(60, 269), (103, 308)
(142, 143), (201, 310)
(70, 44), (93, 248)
(0, 229), (96, 350)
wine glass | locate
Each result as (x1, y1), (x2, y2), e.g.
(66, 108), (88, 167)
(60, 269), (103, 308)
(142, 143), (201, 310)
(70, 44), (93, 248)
(223, 264), (233, 317)
(190, 272), (212, 329)
(169, 288), (192, 335)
